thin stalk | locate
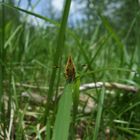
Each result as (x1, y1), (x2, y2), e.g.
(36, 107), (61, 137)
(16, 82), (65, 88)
(44, 0), (72, 124)
(93, 87), (105, 140)
(0, 0), (5, 120)
(0, 1), (6, 139)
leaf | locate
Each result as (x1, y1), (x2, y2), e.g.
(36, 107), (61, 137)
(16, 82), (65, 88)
(52, 83), (73, 140)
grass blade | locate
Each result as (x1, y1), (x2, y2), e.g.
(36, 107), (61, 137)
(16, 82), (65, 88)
(93, 87), (105, 140)
(0, 1), (6, 139)
(44, 0), (72, 123)
(0, 2), (58, 26)
(72, 76), (80, 119)
(52, 83), (73, 140)
(0, 0), (5, 119)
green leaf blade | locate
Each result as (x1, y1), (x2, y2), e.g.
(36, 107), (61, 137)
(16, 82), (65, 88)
(52, 83), (73, 140)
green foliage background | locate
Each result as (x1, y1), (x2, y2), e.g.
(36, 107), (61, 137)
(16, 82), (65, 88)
(0, 0), (140, 139)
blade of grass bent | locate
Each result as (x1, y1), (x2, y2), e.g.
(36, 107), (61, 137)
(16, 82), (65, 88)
(0, 2), (58, 26)
(0, 2), (81, 51)
(52, 83), (73, 140)
(99, 15), (129, 65)
(4, 25), (22, 49)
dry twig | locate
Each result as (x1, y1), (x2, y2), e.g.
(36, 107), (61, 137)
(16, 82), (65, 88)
(16, 82), (139, 93)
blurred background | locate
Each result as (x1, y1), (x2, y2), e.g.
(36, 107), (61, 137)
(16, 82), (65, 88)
(0, 0), (140, 139)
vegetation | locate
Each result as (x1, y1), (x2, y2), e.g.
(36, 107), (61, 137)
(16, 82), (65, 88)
(0, 0), (140, 139)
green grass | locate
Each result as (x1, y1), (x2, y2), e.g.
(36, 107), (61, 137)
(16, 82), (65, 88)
(93, 87), (105, 140)
(52, 83), (73, 140)
(44, 0), (72, 125)
(0, 0), (140, 140)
